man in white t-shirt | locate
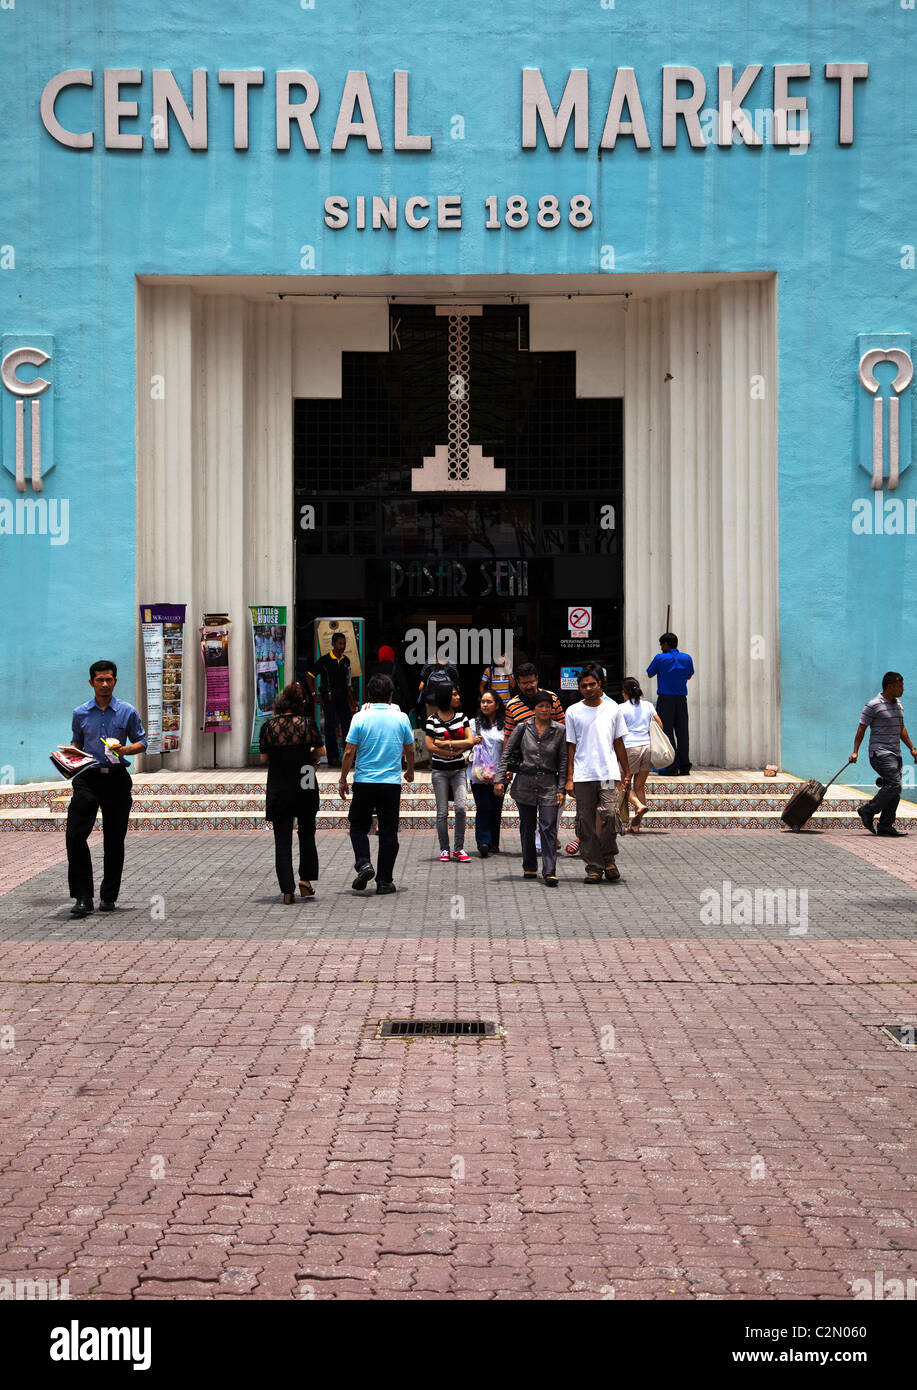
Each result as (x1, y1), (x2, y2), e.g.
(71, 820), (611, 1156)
(565, 664), (631, 884)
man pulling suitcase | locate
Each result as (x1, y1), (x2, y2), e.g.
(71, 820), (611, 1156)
(849, 672), (917, 837)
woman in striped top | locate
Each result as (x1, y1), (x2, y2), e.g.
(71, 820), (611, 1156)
(425, 685), (476, 862)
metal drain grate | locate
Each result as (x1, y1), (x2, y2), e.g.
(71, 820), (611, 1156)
(378, 1019), (497, 1038)
(879, 1025), (917, 1049)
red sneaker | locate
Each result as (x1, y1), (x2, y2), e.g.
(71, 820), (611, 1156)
(452, 850), (471, 862)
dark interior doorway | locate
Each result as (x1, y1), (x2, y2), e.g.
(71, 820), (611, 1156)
(294, 304), (623, 714)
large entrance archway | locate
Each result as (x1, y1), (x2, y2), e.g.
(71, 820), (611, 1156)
(136, 271), (778, 769)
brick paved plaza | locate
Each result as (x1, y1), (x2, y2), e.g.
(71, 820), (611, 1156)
(0, 825), (915, 1301)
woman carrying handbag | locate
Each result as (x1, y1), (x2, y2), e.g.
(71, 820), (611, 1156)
(468, 688), (506, 858)
(619, 676), (668, 832)
(494, 690), (567, 885)
(260, 683), (325, 902)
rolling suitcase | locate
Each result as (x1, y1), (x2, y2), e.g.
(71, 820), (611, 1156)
(780, 762), (850, 831)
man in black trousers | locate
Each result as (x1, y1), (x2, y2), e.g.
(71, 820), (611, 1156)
(307, 631), (357, 767)
(65, 660), (147, 917)
(337, 674), (415, 895)
(646, 632), (694, 775)
(849, 671), (916, 837)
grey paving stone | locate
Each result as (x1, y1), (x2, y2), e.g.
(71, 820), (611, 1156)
(0, 831), (914, 942)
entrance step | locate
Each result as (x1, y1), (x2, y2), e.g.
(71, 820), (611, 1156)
(35, 791), (881, 815)
(3, 770), (912, 831)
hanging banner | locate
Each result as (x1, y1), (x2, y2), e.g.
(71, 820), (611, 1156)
(249, 604), (287, 755)
(140, 603), (186, 754)
(200, 613), (232, 734)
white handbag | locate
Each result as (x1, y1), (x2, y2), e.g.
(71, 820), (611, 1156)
(649, 720), (676, 767)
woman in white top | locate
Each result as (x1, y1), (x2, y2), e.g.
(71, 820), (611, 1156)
(468, 688), (506, 857)
(618, 676), (664, 832)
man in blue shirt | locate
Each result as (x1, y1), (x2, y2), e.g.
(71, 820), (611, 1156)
(338, 673), (415, 894)
(65, 659), (147, 916)
(646, 632), (694, 775)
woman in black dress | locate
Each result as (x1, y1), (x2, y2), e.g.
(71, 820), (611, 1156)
(259, 683), (325, 903)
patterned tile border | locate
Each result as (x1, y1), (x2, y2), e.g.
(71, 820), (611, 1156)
(33, 794), (877, 815)
(1, 778), (824, 809)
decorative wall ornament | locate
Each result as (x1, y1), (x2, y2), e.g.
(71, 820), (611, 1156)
(856, 334), (913, 490)
(411, 306), (506, 492)
(1, 337), (54, 493)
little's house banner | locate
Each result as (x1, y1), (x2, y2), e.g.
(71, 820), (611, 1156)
(249, 605), (287, 755)
(140, 603), (186, 755)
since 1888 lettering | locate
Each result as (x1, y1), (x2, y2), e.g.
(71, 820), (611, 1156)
(323, 193), (593, 230)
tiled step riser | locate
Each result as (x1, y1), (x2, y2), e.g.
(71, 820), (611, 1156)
(44, 794), (874, 815)
(1, 779), (810, 810)
(127, 780), (799, 795)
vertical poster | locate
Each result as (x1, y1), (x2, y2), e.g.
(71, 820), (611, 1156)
(200, 614), (232, 734)
(249, 605), (286, 754)
(139, 603), (186, 754)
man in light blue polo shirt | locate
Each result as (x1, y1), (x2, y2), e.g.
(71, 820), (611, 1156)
(338, 673), (415, 894)
(646, 632), (694, 775)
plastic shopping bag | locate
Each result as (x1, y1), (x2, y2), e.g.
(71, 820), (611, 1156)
(649, 721), (676, 768)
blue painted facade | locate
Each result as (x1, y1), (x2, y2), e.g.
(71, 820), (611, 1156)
(1, 0), (914, 789)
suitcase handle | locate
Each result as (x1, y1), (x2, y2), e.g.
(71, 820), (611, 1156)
(824, 762), (853, 790)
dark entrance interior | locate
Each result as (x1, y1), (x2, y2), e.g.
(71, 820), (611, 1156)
(294, 304), (623, 714)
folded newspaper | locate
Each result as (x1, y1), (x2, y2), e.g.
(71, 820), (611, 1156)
(50, 746), (100, 779)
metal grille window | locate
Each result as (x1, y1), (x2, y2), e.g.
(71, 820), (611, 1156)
(297, 496), (617, 557)
(293, 305), (623, 496)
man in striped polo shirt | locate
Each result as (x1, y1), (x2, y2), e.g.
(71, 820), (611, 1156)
(503, 663), (565, 738)
(849, 672), (917, 836)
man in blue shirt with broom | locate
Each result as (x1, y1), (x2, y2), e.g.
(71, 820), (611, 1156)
(647, 633), (694, 776)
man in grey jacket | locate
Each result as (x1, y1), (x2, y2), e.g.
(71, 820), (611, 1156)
(494, 691), (567, 885)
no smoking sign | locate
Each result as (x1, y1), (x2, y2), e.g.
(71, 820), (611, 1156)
(567, 605), (592, 637)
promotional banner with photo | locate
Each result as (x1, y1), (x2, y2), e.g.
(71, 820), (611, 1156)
(140, 603), (186, 754)
(200, 614), (232, 734)
(249, 605), (286, 755)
